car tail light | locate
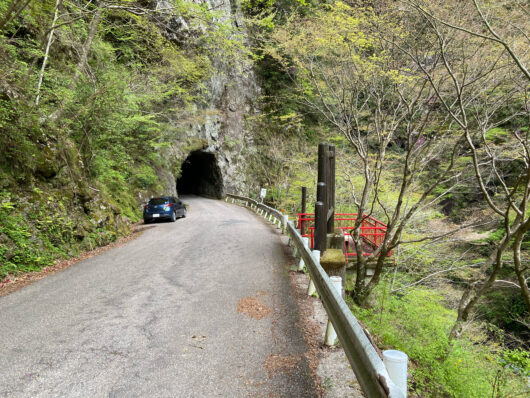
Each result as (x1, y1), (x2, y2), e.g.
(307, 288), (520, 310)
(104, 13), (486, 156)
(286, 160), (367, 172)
(143, 205), (148, 209)
(166, 203), (172, 206)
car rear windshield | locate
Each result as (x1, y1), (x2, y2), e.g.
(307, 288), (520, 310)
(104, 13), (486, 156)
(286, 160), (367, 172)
(148, 198), (169, 205)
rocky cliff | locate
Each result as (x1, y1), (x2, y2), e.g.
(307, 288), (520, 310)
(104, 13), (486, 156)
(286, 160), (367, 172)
(154, 0), (259, 200)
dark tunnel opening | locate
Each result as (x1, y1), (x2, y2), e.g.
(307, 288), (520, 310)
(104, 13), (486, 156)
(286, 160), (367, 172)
(176, 150), (224, 199)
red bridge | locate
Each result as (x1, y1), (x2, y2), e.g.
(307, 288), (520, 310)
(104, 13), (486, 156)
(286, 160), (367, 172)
(297, 213), (390, 257)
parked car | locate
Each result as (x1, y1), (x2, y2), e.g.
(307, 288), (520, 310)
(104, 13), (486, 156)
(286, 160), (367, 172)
(143, 196), (186, 223)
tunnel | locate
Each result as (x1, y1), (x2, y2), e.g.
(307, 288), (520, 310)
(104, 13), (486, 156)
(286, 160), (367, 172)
(176, 150), (224, 199)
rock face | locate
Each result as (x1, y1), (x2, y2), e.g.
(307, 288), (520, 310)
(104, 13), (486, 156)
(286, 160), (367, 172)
(155, 0), (259, 199)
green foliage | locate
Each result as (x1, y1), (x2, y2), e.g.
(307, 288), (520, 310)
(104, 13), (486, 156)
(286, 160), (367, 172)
(0, 190), (67, 278)
(501, 349), (530, 377)
(485, 128), (509, 144)
(0, 186), (133, 279)
(352, 287), (528, 397)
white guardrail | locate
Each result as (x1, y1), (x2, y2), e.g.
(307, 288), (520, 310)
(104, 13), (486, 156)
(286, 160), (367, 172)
(226, 193), (406, 398)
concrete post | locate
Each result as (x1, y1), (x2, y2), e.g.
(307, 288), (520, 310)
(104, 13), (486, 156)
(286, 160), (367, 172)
(325, 229), (347, 295)
(320, 248), (347, 297)
(383, 350), (408, 397)
(325, 276), (342, 346)
(307, 250), (320, 296)
(298, 237), (309, 271)
(282, 215), (288, 234)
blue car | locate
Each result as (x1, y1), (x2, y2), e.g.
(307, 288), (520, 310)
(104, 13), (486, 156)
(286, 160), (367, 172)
(143, 196), (186, 223)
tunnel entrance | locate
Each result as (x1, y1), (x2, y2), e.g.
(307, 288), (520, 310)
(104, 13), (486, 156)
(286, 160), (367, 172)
(176, 150), (224, 199)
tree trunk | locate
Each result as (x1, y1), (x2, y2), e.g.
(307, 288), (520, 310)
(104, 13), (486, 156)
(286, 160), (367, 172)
(35, 0), (63, 106)
(50, 6), (103, 122)
(449, 234), (510, 340)
(513, 223), (530, 313)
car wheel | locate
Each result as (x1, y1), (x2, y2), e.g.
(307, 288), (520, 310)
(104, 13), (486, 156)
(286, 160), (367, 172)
(181, 209), (186, 218)
(144, 219), (150, 224)
(171, 211), (176, 222)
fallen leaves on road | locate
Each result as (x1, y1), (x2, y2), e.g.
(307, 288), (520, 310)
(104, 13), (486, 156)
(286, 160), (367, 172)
(264, 353), (301, 378)
(237, 293), (273, 320)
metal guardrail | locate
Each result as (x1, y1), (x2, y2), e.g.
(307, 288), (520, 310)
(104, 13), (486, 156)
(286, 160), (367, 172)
(226, 193), (405, 398)
(227, 194), (284, 221)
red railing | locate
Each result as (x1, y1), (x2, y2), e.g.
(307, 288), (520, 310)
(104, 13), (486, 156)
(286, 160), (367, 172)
(297, 213), (390, 257)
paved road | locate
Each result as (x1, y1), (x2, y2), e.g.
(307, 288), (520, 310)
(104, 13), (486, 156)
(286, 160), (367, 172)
(0, 196), (316, 397)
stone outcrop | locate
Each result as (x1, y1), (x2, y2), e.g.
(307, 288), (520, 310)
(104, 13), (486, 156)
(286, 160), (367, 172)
(154, 0), (259, 199)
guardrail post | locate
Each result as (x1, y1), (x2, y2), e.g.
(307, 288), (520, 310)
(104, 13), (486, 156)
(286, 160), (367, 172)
(298, 237), (309, 271)
(282, 215), (288, 234)
(383, 350), (408, 397)
(325, 276), (342, 346)
(307, 250), (320, 296)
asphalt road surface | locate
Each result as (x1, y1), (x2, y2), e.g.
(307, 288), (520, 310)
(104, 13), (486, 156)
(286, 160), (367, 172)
(0, 196), (316, 397)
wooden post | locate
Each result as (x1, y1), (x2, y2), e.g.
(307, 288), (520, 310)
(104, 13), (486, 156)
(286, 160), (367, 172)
(301, 186), (307, 235)
(327, 144), (335, 234)
(316, 143), (329, 253)
(318, 143), (328, 187)
(315, 201), (327, 252)
(315, 142), (337, 252)
(315, 180), (327, 253)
